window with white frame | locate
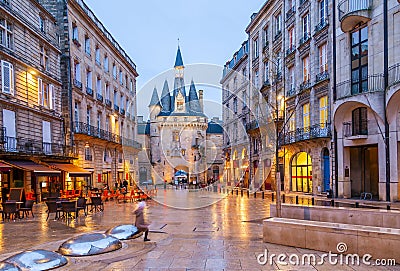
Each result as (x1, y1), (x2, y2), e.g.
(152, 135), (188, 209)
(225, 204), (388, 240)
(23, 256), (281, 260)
(114, 90), (118, 106)
(105, 117), (109, 133)
(39, 16), (46, 33)
(319, 0), (328, 24)
(302, 13), (310, 40)
(275, 12), (282, 36)
(84, 35), (90, 55)
(1, 60), (14, 95)
(86, 107), (91, 125)
(319, 96), (328, 128)
(38, 78), (54, 109)
(74, 62), (81, 83)
(0, 18), (13, 49)
(263, 25), (269, 46)
(86, 70), (92, 89)
(253, 37), (259, 59)
(3, 109), (15, 151)
(264, 62), (269, 83)
(95, 46), (101, 65)
(242, 90), (247, 108)
(103, 55), (109, 72)
(302, 55), (310, 82)
(42, 121), (51, 154)
(40, 46), (49, 71)
(112, 64), (117, 79)
(303, 103), (310, 128)
(319, 43), (328, 73)
(130, 79), (133, 92)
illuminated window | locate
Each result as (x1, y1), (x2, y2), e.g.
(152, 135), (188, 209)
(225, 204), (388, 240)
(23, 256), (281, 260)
(319, 96), (328, 128)
(302, 103), (310, 128)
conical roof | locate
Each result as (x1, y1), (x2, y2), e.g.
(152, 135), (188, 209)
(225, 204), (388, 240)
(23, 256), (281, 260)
(188, 79), (202, 113)
(148, 87), (160, 107)
(174, 46), (184, 68)
(160, 80), (171, 112)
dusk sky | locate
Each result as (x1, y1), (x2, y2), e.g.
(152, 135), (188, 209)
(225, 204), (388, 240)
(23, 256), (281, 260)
(84, 0), (263, 119)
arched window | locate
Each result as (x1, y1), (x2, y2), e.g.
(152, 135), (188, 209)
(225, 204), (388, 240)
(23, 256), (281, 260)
(291, 152), (312, 193)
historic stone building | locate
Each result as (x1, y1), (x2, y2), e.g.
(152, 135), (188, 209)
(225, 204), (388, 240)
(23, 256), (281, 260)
(221, 41), (251, 189)
(333, 0), (400, 201)
(40, 0), (140, 191)
(141, 47), (223, 186)
(0, 0), (68, 202)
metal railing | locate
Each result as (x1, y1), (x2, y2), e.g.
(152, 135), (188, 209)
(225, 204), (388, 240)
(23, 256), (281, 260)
(336, 74), (384, 100)
(114, 104), (119, 112)
(299, 80), (312, 92)
(389, 63), (400, 87)
(105, 99), (112, 107)
(286, 5), (295, 20)
(274, 30), (282, 41)
(1, 136), (66, 156)
(316, 71), (329, 83)
(338, 0), (372, 21)
(299, 0), (309, 7)
(315, 19), (328, 34)
(343, 121), (368, 137)
(245, 119), (259, 131)
(120, 108), (125, 115)
(287, 88), (297, 97)
(86, 87), (93, 96)
(74, 80), (82, 89)
(96, 93), (103, 102)
(280, 124), (331, 145)
(286, 47), (296, 57)
(299, 33), (311, 46)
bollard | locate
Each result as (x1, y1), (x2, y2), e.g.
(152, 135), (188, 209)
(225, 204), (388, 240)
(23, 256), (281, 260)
(262, 191), (265, 199)
(330, 199), (335, 207)
(272, 193), (274, 202)
(311, 197), (315, 205)
(282, 194), (285, 203)
(231, 189), (234, 195)
(236, 189), (238, 196)
(295, 195), (299, 205)
(254, 191), (256, 198)
(241, 189), (243, 197)
(247, 190), (249, 198)
(355, 202), (359, 208)
(387, 205), (391, 210)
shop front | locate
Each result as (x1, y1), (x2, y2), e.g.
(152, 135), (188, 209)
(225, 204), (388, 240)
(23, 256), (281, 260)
(4, 160), (61, 202)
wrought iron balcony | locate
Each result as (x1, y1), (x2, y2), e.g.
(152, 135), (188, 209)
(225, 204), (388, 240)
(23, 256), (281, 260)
(274, 30), (282, 42)
(286, 88), (297, 97)
(120, 108), (125, 115)
(316, 71), (329, 83)
(314, 19), (328, 34)
(96, 93), (103, 102)
(86, 87), (93, 96)
(299, 80), (312, 92)
(74, 80), (82, 89)
(105, 99), (112, 108)
(0, 135), (66, 156)
(299, 33), (311, 46)
(245, 119), (259, 132)
(127, 112), (131, 118)
(343, 121), (368, 138)
(286, 47), (296, 57)
(114, 104), (120, 112)
(299, 0), (308, 8)
(95, 59), (101, 66)
(338, 0), (372, 32)
(336, 74), (384, 100)
(286, 6), (295, 20)
(389, 63), (400, 87)
(280, 124), (331, 146)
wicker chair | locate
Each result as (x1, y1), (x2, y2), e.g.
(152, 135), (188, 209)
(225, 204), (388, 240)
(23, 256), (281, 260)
(19, 200), (34, 218)
(45, 201), (62, 221)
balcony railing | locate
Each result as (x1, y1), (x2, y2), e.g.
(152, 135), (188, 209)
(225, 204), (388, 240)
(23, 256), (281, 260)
(96, 93), (103, 102)
(336, 74), (384, 100)
(316, 71), (329, 83)
(389, 63), (400, 87)
(280, 124), (331, 146)
(286, 47), (296, 57)
(299, 0), (308, 8)
(343, 121), (368, 137)
(120, 108), (125, 115)
(74, 80), (82, 89)
(338, 0), (372, 22)
(274, 30), (282, 41)
(105, 99), (112, 107)
(286, 6), (295, 20)
(1, 135), (67, 156)
(315, 19), (328, 34)
(286, 88), (297, 97)
(299, 80), (312, 92)
(86, 87), (93, 96)
(299, 33), (311, 46)
(73, 122), (141, 149)
(114, 104), (120, 112)
(245, 119), (259, 132)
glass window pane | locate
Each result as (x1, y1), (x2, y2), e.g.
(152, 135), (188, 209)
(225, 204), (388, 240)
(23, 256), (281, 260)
(361, 26), (368, 42)
(361, 41), (368, 56)
(352, 46), (359, 60)
(351, 84), (359, 95)
(361, 80), (368, 92)
(352, 70), (359, 82)
(351, 31), (359, 45)
(361, 66), (368, 80)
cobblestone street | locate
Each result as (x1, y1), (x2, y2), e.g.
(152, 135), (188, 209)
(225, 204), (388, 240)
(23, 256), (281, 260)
(0, 190), (398, 270)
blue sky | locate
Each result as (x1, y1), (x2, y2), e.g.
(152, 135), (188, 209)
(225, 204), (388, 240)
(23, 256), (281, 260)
(84, 0), (263, 118)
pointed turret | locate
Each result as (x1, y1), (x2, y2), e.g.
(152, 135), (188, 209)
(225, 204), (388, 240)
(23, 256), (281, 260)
(148, 87), (160, 107)
(160, 80), (171, 112)
(188, 79), (202, 113)
(174, 46), (184, 68)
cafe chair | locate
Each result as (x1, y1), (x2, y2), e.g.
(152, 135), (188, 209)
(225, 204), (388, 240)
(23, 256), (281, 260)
(90, 197), (104, 212)
(61, 201), (77, 220)
(76, 197), (87, 216)
(45, 201), (62, 221)
(19, 200), (34, 218)
(2, 202), (19, 221)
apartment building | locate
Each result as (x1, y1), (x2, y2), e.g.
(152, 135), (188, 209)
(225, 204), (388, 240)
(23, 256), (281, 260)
(221, 41), (251, 189)
(40, 0), (141, 190)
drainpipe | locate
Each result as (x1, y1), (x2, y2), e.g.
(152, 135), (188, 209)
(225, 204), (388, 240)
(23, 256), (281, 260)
(383, 0), (390, 202)
(332, 0), (338, 198)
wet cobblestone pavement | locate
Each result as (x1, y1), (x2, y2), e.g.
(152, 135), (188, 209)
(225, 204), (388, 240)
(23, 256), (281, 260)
(0, 190), (399, 270)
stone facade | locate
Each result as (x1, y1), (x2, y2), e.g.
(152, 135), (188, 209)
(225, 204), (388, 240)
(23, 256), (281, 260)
(40, 0), (140, 190)
(333, 0), (400, 201)
(221, 41), (251, 189)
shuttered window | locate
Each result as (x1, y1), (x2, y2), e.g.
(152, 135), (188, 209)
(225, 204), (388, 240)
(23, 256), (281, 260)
(352, 107), (368, 135)
(1, 60), (14, 95)
(38, 78), (54, 109)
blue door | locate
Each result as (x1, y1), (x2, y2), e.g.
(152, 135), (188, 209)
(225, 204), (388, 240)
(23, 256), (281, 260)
(323, 154), (330, 192)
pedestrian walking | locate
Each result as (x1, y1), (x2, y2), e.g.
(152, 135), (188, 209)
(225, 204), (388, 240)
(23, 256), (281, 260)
(134, 201), (150, 241)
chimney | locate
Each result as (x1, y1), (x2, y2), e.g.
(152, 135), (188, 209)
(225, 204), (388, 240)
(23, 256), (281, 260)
(199, 89), (204, 111)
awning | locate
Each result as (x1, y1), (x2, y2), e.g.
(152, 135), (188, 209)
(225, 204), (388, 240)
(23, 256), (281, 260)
(0, 162), (11, 172)
(4, 160), (61, 176)
(48, 163), (91, 177)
